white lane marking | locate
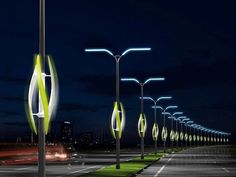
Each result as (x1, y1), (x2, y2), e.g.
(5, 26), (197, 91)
(57, 165), (100, 177)
(222, 168), (229, 173)
(154, 154), (175, 177)
(154, 165), (165, 177)
(16, 167), (32, 171)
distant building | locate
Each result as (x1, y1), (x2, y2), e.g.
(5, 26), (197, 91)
(61, 121), (73, 144)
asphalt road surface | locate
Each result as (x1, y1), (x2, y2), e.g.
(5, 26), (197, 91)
(0, 149), (144, 177)
(137, 145), (236, 177)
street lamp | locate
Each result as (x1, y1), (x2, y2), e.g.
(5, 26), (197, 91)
(26, 1), (59, 177)
(121, 77), (165, 159)
(153, 105), (178, 152)
(171, 112), (183, 149)
(186, 121), (194, 146)
(142, 96), (172, 154)
(195, 125), (201, 146)
(181, 118), (190, 147)
(177, 116), (187, 148)
(173, 115), (185, 148)
(85, 48), (151, 169)
(191, 124), (200, 146)
(200, 127), (207, 145)
(199, 127), (205, 145)
(165, 112), (183, 150)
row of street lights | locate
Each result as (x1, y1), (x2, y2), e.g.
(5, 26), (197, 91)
(85, 48), (152, 168)
(85, 47), (231, 170)
(27, 1), (230, 176)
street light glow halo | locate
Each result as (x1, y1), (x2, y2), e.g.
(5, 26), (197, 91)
(85, 48), (114, 56)
(178, 116), (186, 119)
(162, 112), (171, 116)
(165, 105), (178, 110)
(187, 121), (194, 124)
(121, 47), (151, 56)
(121, 78), (140, 84)
(173, 112), (183, 116)
(157, 96), (172, 102)
(144, 77), (165, 85)
(182, 118), (190, 122)
(152, 106), (163, 110)
(141, 97), (155, 102)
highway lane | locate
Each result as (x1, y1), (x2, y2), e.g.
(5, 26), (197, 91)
(0, 150), (143, 177)
(137, 145), (236, 177)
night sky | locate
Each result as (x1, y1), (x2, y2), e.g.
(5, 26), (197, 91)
(0, 0), (235, 144)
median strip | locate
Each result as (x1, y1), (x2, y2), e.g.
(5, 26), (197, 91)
(78, 148), (181, 177)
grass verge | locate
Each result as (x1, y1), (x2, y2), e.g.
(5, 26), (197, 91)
(79, 148), (181, 177)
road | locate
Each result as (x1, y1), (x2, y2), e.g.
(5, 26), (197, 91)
(0, 149), (144, 177)
(137, 145), (236, 177)
(1, 146), (235, 177)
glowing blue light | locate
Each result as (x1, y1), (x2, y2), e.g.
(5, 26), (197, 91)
(182, 118), (190, 122)
(176, 116), (186, 121)
(167, 116), (175, 119)
(173, 112), (183, 116)
(121, 48), (151, 56)
(157, 96), (172, 102)
(178, 116), (186, 119)
(142, 96), (172, 103)
(165, 106), (178, 110)
(142, 97), (155, 102)
(152, 106), (163, 110)
(187, 121), (194, 124)
(144, 77), (165, 85)
(85, 48), (114, 56)
(121, 78), (140, 84)
(162, 112), (171, 116)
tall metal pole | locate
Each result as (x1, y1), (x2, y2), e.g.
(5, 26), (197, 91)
(189, 126), (191, 146)
(185, 124), (187, 147)
(115, 59), (120, 169)
(175, 119), (178, 148)
(163, 113), (166, 152)
(181, 122), (183, 148)
(171, 118), (173, 150)
(140, 85), (144, 159)
(154, 103), (157, 154)
(198, 129), (199, 146)
(38, 0), (46, 177)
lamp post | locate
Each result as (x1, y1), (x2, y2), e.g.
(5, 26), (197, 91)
(121, 77), (165, 159)
(186, 121), (194, 146)
(142, 96), (172, 154)
(174, 115), (186, 148)
(171, 112), (183, 149)
(192, 124), (200, 146)
(152, 106), (178, 152)
(26, 0), (59, 177)
(177, 116), (187, 148)
(38, 1), (46, 175)
(181, 118), (190, 147)
(196, 125), (201, 146)
(164, 112), (183, 151)
(200, 127), (204, 145)
(85, 48), (151, 169)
